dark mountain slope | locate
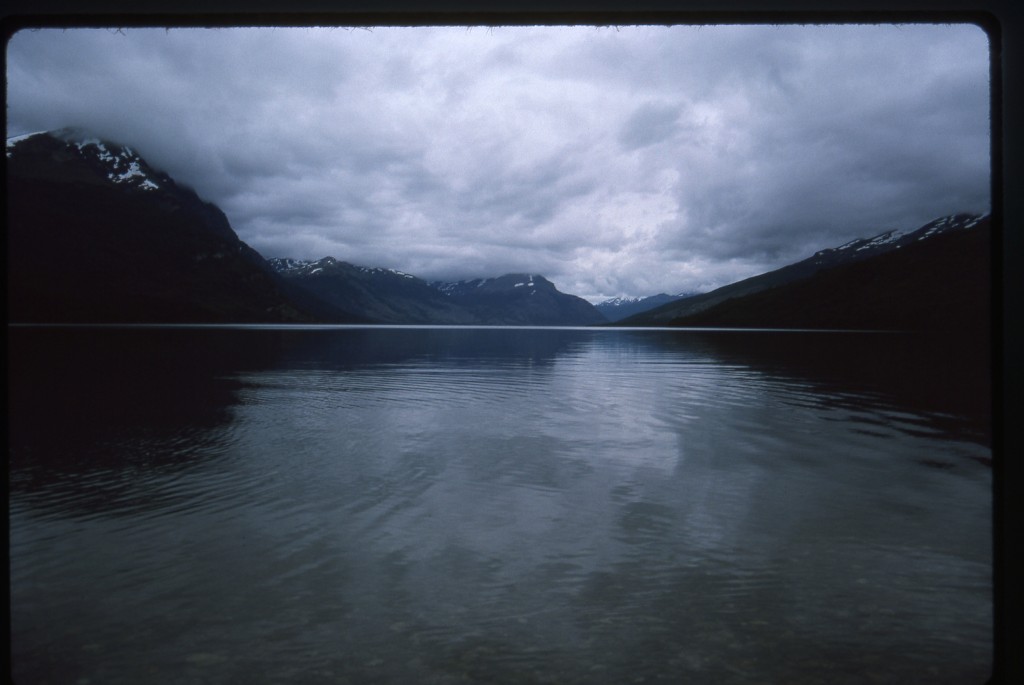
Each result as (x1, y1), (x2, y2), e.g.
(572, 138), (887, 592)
(7, 130), (356, 324)
(621, 214), (987, 326)
(270, 260), (608, 326)
(269, 258), (476, 324)
(431, 274), (608, 326)
(668, 218), (990, 332)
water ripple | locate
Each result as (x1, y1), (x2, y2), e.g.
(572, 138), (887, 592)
(9, 328), (991, 685)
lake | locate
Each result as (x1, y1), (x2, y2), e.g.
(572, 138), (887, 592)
(8, 325), (992, 684)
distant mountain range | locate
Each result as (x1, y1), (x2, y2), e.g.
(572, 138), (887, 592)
(595, 292), (701, 322)
(5, 129), (604, 325)
(430, 274), (607, 325)
(6, 129), (992, 331)
(267, 258), (605, 325)
(267, 257), (477, 324)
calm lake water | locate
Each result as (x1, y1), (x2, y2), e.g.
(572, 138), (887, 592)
(8, 326), (992, 684)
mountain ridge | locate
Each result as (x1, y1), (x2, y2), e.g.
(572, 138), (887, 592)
(661, 218), (990, 332)
(6, 129), (990, 331)
(619, 213), (989, 327)
(7, 129), (349, 323)
(595, 291), (702, 322)
(269, 260), (607, 325)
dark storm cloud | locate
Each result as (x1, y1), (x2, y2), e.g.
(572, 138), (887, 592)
(6, 24), (989, 302)
(641, 24), (991, 271)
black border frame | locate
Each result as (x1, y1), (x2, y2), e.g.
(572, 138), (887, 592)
(3, 3), (1017, 684)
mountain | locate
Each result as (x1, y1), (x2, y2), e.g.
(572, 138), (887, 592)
(620, 213), (990, 327)
(595, 292), (701, 323)
(268, 257), (477, 324)
(6, 129), (356, 324)
(9, 128), (984, 331)
(5, 128), (602, 327)
(662, 215), (990, 332)
(269, 260), (608, 326)
(429, 274), (608, 326)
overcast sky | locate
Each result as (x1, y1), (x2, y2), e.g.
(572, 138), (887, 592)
(6, 23), (990, 302)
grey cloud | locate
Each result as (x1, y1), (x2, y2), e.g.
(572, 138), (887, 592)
(650, 24), (990, 272)
(5, 24), (990, 301)
(618, 102), (681, 151)
(451, 153), (597, 234)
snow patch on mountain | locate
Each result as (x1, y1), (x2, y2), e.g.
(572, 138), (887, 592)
(6, 131), (48, 155)
(10, 129), (165, 192)
(600, 296), (645, 306)
(810, 213), (987, 265)
(817, 229), (902, 257)
(595, 291), (703, 322)
(269, 257), (419, 282)
(598, 290), (700, 308)
(913, 214), (984, 241)
(73, 138), (161, 191)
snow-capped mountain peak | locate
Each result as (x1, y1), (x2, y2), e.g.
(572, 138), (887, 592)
(430, 273), (552, 297)
(268, 256), (420, 282)
(59, 129), (162, 191)
(809, 213), (987, 266)
(5, 130), (49, 154)
(601, 296), (644, 307)
(7, 128), (165, 192)
(816, 229), (903, 258)
(594, 291), (703, 322)
(268, 257), (339, 277)
(911, 213), (987, 241)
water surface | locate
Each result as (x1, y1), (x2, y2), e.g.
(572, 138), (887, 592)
(9, 326), (992, 684)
